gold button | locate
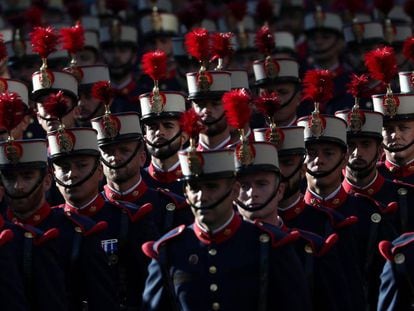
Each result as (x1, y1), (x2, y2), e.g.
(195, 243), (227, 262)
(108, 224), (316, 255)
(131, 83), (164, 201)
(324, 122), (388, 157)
(26, 132), (33, 138)
(24, 232), (33, 238)
(259, 234), (270, 243)
(210, 284), (218, 292)
(310, 198), (316, 205)
(90, 206), (96, 212)
(132, 190), (139, 196)
(371, 213), (382, 223)
(74, 227), (82, 233)
(209, 266), (217, 274)
(212, 302), (220, 310)
(166, 203), (176, 211)
(223, 229), (231, 236)
(367, 188), (374, 195)
(304, 244), (313, 254)
(33, 215), (40, 221)
(333, 198), (340, 205)
(209, 248), (217, 256)
(409, 166), (414, 171)
(398, 188), (408, 196)
(294, 207), (301, 214)
(394, 253), (405, 264)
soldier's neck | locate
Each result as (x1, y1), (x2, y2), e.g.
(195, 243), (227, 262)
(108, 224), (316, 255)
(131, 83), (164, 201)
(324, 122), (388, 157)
(107, 174), (142, 194)
(386, 152), (414, 167)
(199, 128), (230, 150)
(345, 167), (377, 188)
(279, 191), (302, 209)
(111, 74), (132, 89)
(307, 180), (342, 199)
(13, 197), (46, 220)
(152, 154), (179, 171)
(65, 192), (99, 209)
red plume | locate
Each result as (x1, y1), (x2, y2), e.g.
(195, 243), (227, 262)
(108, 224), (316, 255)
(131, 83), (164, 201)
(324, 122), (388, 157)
(346, 74), (372, 98)
(255, 25), (275, 55)
(30, 26), (59, 59)
(227, 1), (247, 21)
(105, 0), (128, 14)
(210, 32), (233, 62)
(364, 46), (397, 84)
(403, 37), (414, 62)
(302, 69), (334, 104)
(223, 89), (252, 129)
(404, 0), (414, 20)
(374, 0), (394, 16)
(0, 92), (26, 132)
(0, 35), (7, 61)
(60, 22), (85, 55)
(254, 91), (281, 117)
(185, 28), (210, 63)
(180, 108), (204, 139)
(92, 81), (115, 103)
(141, 50), (167, 81)
(42, 91), (71, 120)
(256, 0), (274, 23)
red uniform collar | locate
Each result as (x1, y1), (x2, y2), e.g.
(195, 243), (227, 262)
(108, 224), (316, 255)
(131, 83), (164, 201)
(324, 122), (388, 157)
(279, 196), (306, 221)
(148, 162), (182, 184)
(7, 202), (51, 226)
(66, 194), (106, 217)
(384, 159), (414, 178)
(104, 179), (148, 203)
(193, 213), (242, 245)
(342, 173), (385, 196)
(304, 186), (348, 209)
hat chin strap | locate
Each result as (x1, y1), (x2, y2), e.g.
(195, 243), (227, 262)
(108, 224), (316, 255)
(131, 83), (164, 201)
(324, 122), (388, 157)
(281, 155), (305, 182)
(279, 88), (300, 109)
(53, 158), (100, 189)
(202, 112), (225, 126)
(382, 139), (414, 153)
(77, 103), (103, 122)
(4, 170), (46, 200)
(306, 155), (345, 178)
(184, 186), (233, 210)
(100, 140), (141, 170)
(235, 183), (280, 212)
(144, 130), (182, 149)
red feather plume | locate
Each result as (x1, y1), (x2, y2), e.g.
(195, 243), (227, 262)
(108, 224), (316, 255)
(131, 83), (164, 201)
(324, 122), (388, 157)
(227, 1), (247, 21)
(254, 91), (281, 117)
(255, 25), (275, 55)
(0, 92), (26, 132)
(92, 81), (115, 103)
(42, 91), (71, 120)
(302, 69), (334, 104)
(210, 32), (233, 62)
(404, 0), (414, 20)
(185, 28), (210, 63)
(0, 35), (7, 61)
(256, 0), (274, 23)
(403, 37), (414, 62)
(180, 108), (204, 139)
(374, 0), (394, 16)
(141, 50), (167, 81)
(30, 26), (59, 59)
(364, 46), (397, 84)
(346, 74), (371, 98)
(60, 22), (85, 54)
(223, 89), (251, 129)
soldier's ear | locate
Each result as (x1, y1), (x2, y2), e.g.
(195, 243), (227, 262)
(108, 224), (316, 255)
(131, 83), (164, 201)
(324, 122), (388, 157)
(276, 181), (285, 203)
(43, 171), (52, 192)
(180, 131), (189, 146)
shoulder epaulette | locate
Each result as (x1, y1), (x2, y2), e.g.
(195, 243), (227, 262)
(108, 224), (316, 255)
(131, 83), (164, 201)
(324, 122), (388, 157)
(393, 179), (414, 189)
(315, 204), (358, 229)
(157, 188), (188, 210)
(353, 192), (398, 215)
(254, 221), (300, 249)
(379, 232), (414, 262)
(0, 229), (13, 246)
(13, 222), (59, 246)
(141, 224), (186, 259)
(60, 208), (108, 236)
(111, 200), (153, 223)
(297, 229), (338, 257)
(34, 228), (59, 246)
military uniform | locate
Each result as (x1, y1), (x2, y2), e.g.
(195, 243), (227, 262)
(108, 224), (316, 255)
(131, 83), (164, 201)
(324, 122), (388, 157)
(141, 162), (185, 196)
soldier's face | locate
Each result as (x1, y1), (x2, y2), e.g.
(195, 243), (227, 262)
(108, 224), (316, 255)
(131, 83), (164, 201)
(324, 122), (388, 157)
(347, 137), (380, 177)
(53, 155), (103, 206)
(102, 45), (136, 80)
(307, 30), (342, 62)
(77, 91), (104, 124)
(76, 49), (98, 66)
(100, 140), (146, 184)
(279, 154), (306, 200)
(1, 168), (50, 215)
(185, 178), (239, 230)
(237, 171), (284, 223)
(36, 98), (79, 132)
(382, 120), (414, 165)
(192, 100), (228, 137)
(305, 142), (347, 189)
(144, 118), (187, 159)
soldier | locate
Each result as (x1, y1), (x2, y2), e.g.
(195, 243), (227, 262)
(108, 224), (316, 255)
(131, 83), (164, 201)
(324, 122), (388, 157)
(139, 51), (188, 195)
(142, 147), (311, 311)
(91, 109), (191, 234)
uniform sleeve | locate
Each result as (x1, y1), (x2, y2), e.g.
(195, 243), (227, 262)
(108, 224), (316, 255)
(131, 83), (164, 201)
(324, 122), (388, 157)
(377, 261), (399, 311)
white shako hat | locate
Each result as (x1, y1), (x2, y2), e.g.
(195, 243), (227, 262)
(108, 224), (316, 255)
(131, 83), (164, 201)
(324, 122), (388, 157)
(186, 71), (232, 100)
(391, 24), (413, 44)
(140, 12), (179, 37)
(254, 126), (306, 157)
(304, 8), (343, 34)
(228, 69), (249, 89)
(78, 65), (110, 87)
(253, 57), (300, 86)
(234, 142), (280, 175)
(0, 79), (29, 107)
(0, 139), (47, 169)
(372, 93), (414, 121)
(343, 22), (386, 45)
(81, 16), (100, 31)
(99, 23), (138, 46)
(335, 109), (383, 140)
(91, 112), (143, 146)
(178, 149), (235, 181)
(297, 115), (347, 149)
(47, 127), (100, 160)
(274, 31), (295, 54)
(31, 70), (78, 103)
(399, 71), (414, 93)
(140, 91), (186, 121)
(84, 31), (99, 51)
